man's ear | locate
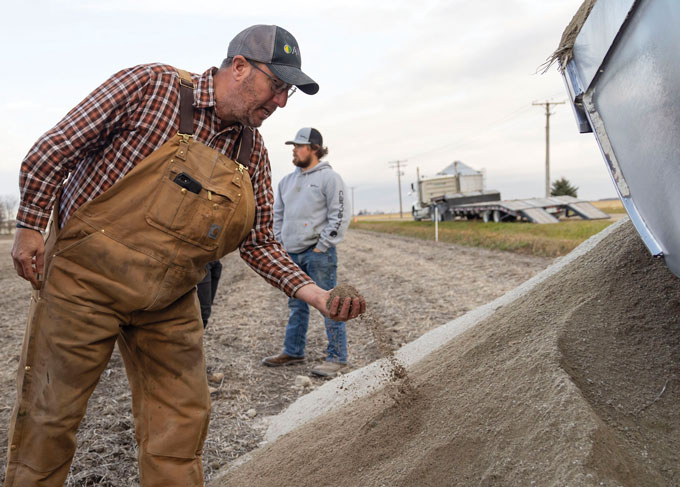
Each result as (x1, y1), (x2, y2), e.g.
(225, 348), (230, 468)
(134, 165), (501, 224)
(231, 55), (249, 82)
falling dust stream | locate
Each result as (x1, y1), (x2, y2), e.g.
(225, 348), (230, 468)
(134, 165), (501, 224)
(329, 283), (417, 408)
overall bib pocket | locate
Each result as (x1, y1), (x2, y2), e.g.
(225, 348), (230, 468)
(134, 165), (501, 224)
(145, 162), (238, 251)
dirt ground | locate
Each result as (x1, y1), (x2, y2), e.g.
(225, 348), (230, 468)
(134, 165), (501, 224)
(0, 229), (551, 485)
(214, 221), (680, 487)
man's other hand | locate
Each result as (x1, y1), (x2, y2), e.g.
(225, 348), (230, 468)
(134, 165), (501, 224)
(11, 228), (45, 289)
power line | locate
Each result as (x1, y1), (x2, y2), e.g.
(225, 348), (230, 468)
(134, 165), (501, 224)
(401, 91), (566, 163)
(401, 106), (531, 161)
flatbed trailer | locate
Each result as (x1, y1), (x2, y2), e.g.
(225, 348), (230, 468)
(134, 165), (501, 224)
(434, 195), (609, 223)
(412, 190), (501, 221)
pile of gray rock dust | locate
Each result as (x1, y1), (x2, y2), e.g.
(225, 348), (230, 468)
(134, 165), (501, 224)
(213, 221), (679, 486)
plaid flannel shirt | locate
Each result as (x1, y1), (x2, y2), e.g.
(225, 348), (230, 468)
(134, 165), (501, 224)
(17, 63), (312, 296)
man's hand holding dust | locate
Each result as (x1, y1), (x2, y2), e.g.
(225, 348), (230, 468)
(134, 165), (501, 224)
(295, 283), (366, 322)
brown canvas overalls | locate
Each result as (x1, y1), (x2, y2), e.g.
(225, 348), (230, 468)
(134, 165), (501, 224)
(4, 70), (255, 486)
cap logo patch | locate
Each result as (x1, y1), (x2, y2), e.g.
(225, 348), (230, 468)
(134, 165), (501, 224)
(283, 44), (298, 55)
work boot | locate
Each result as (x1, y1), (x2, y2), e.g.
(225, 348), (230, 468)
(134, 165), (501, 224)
(207, 371), (225, 383)
(310, 361), (346, 378)
(262, 353), (305, 367)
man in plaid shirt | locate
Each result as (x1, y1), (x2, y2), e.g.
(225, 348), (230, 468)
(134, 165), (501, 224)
(6, 25), (365, 486)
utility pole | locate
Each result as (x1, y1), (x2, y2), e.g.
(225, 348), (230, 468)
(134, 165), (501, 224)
(349, 186), (356, 216)
(388, 160), (407, 218)
(533, 100), (565, 198)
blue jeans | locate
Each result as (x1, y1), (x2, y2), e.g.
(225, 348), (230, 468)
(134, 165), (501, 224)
(283, 246), (347, 363)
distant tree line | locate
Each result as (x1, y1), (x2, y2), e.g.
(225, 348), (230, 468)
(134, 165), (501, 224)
(0, 195), (18, 234)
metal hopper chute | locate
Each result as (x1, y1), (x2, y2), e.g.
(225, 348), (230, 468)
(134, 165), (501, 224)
(548, 0), (680, 277)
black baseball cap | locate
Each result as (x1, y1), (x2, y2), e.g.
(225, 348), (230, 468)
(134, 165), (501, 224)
(227, 25), (319, 95)
(285, 127), (323, 146)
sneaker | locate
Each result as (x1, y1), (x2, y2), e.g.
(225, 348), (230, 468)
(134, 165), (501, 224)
(262, 353), (306, 367)
(310, 361), (347, 378)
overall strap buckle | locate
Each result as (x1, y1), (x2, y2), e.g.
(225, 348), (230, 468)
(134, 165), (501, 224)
(233, 127), (253, 173)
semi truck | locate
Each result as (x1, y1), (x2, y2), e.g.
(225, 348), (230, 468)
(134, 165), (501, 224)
(411, 161), (501, 221)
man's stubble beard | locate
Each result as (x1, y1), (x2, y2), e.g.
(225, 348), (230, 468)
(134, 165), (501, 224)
(215, 73), (263, 128)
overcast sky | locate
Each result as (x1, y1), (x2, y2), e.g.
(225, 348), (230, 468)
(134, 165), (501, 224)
(0, 0), (616, 214)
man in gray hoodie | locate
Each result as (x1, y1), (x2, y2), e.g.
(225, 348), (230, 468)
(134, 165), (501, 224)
(262, 127), (351, 377)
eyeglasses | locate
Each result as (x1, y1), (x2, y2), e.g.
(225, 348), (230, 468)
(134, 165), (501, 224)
(247, 60), (297, 98)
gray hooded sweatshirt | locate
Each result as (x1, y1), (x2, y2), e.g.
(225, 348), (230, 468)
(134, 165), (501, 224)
(273, 161), (351, 254)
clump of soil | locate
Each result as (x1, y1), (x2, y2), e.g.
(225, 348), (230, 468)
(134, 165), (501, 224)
(213, 221), (680, 486)
(326, 283), (362, 315)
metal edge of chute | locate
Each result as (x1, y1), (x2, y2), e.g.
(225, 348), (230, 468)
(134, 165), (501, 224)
(559, 0), (665, 261)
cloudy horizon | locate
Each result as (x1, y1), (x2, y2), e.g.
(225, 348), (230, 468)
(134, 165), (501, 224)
(0, 1), (616, 215)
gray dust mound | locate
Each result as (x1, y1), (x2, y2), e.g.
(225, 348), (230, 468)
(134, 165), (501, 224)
(212, 221), (679, 486)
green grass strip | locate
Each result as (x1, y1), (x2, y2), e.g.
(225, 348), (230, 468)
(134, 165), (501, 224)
(350, 220), (615, 257)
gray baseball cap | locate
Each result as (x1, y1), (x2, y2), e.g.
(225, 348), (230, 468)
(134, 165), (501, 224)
(285, 127), (323, 145)
(227, 24), (319, 95)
